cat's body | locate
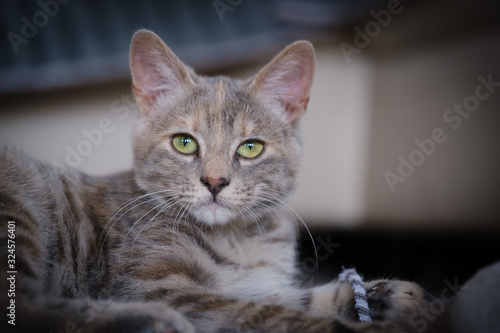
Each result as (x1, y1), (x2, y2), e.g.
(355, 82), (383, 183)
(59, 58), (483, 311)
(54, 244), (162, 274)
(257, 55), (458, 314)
(1, 30), (425, 332)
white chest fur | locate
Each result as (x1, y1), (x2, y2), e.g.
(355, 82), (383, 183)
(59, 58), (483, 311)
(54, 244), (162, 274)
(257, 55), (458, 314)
(207, 216), (303, 304)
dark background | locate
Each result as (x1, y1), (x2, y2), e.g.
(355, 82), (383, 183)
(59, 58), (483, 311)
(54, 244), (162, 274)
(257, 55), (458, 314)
(1, 0), (499, 313)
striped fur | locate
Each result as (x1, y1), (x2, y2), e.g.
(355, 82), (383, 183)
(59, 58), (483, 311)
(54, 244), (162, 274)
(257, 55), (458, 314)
(0, 30), (426, 333)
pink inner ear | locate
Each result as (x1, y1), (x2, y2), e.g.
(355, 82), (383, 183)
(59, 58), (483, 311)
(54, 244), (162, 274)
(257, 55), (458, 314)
(260, 56), (314, 122)
(132, 54), (170, 94)
(282, 69), (311, 108)
(129, 30), (195, 115)
(131, 54), (172, 114)
(131, 48), (191, 116)
(132, 53), (154, 92)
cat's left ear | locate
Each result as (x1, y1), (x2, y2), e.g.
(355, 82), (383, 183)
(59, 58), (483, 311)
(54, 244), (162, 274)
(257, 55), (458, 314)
(250, 41), (315, 125)
(129, 29), (193, 115)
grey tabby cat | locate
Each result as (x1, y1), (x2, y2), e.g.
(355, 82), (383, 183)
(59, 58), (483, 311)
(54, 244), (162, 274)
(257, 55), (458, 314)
(0, 30), (426, 332)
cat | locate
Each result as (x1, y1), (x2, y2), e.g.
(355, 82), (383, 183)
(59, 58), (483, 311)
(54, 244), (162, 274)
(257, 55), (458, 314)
(0, 29), (427, 333)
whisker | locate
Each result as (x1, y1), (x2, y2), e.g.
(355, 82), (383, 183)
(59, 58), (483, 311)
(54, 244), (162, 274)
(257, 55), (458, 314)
(100, 196), (161, 252)
(177, 201), (191, 225)
(102, 189), (176, 236)
(240, 206), (264, 236)
(173, 201), (189, 227)
(99, 189), (176, 251)
(170, 201), (189, 247)
(257, 186), (318, 267)
(119, 197), (177, 256)
(252, 201), (280, 225)
(130, 197), (177, 251)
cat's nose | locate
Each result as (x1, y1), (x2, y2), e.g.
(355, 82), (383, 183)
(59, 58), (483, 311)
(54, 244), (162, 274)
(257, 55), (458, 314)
(200, 177), (230, 199)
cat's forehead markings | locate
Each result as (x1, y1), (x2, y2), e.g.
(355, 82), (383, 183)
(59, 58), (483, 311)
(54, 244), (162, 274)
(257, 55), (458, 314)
(191, 109), (202, 133)
(177, 117), (192, 130)
(215, 80), (226, 111)
(236, 111), (252, 138)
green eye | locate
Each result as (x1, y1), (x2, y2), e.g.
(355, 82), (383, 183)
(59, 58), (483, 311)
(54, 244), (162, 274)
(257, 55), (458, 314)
(237, 140), (264, 159)
(172, 135), (198, 154)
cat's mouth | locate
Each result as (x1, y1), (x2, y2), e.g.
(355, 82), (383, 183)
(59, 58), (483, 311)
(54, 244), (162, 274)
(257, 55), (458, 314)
(206, 201), (223, 209)
(192, 200), (236, 226)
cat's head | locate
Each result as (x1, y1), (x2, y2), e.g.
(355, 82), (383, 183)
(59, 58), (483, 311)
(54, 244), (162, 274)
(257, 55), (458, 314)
(129, 30), (315, 227)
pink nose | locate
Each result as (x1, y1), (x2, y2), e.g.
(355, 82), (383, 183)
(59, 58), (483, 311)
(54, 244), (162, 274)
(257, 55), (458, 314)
(200, 177), (230, 199)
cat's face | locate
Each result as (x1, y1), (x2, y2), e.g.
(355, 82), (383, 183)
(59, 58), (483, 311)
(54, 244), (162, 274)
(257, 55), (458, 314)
(129, 30), (315, 227)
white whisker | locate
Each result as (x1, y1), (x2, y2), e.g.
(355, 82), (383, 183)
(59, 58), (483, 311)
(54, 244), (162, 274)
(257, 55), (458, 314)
(131, 197), (177, 250)
(256, 186), (318, 266)
(119, 196), (177, 256)
(170, 201), (189, 247)
(99, 189), (177, 251)
(240, 206), (264, 236)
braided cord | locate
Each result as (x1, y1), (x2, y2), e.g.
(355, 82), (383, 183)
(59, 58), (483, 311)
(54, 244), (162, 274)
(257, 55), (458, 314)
(338, 267), (372, 322)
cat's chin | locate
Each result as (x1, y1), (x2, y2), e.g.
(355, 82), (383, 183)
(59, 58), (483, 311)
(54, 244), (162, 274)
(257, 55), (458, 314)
(192, 202), (237, 226)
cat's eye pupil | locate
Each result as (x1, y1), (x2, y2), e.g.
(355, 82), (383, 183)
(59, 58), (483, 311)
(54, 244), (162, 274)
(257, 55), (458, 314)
(172, 134), (198, 154)
(237, 140), (264, 159)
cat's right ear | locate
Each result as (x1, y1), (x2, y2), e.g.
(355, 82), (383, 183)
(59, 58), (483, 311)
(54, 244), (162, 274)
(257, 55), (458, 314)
(130, 29), (192, 115)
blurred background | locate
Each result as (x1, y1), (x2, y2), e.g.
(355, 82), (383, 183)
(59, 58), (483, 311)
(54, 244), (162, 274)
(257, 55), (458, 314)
(1, 0), (499, 297)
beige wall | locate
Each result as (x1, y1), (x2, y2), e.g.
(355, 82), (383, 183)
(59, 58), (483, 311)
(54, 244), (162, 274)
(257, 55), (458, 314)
(0, 46), (374, 227)
(366, 32), (500, 229)
(1, 28), (499, 231)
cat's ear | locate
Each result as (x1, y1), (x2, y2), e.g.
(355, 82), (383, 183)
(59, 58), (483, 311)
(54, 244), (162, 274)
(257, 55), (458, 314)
(250, 41), (315, 125)
(129, 29), (192, 115)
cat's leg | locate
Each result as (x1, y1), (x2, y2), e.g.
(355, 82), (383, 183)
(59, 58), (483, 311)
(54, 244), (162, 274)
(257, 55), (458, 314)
(306, 278), (426, 330)
(141, 282), (405, 333)
(8, 298), (194, 333)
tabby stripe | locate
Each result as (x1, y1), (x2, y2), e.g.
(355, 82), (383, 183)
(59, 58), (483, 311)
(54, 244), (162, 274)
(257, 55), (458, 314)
(170, 292), (237, 313)
(0, 196), (38, 235)
(62, 178), (83, 286)
(145, 288), (174, 300)
(15, 230), (42, 259)
(242, 304), (284, 330)
(15, 253), (38, 280)
(300, 291), (313, 311)
(189, 233), (234, 266)
(191, 297), (237, 313)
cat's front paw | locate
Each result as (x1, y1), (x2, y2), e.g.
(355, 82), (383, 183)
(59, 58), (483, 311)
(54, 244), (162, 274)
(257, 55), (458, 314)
(364, 280), (425, 322)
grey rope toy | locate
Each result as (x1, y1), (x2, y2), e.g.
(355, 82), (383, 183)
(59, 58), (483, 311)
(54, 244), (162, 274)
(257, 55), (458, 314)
(338, 267), (372, 322)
